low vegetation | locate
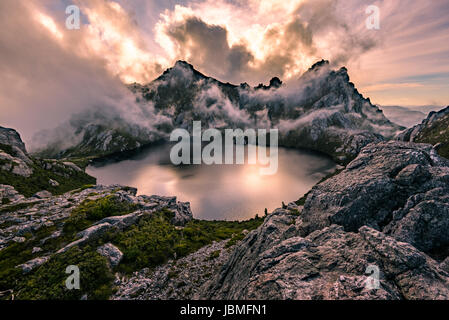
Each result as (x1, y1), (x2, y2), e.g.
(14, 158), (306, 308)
(0, 199), (264, 300)
(15, 246), (114, 300)
(0, 161), (96, 198)
(414, 115), (449, 159)
(107, 210), (264, 273)
(63, 195), (138, 235)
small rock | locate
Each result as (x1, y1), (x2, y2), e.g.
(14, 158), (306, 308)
(32, 191), (52, 199)
(97, 243), (123, 268)
(49, 179), (60, 187)
(13, 237), (26, 243)
(32, 247), (43, 254)
(18, 256), (50, 273)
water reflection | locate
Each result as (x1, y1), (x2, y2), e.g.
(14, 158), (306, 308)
(87, 144), (336, 220)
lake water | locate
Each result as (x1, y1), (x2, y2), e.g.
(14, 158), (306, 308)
(86, 144), (336, 221)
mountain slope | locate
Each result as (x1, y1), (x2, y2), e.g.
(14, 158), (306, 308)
(397, 106), (449, 159)
(37, 60), (403, 164)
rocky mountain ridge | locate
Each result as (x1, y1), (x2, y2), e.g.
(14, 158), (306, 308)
(37, 60), (403, 165)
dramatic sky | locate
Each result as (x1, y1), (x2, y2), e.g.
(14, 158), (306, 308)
(1, 0), (449, 142)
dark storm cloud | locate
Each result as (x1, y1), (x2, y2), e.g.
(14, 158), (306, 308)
(167, 17), (254, 82)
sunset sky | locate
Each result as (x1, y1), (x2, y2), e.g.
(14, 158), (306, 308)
(1, 0), (449, 142)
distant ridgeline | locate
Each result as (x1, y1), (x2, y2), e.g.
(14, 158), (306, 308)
(35, 60), (403, 165)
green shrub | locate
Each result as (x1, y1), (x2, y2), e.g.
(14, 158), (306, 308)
(63, 195), (138, 235)
(0, 225), (60, 292)
(110, 211), (264, 273)
(15, 246), (113, 300)
(208, 250), (221, 260)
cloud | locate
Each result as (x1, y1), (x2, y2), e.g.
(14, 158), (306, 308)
(154, 0), (380, 84)
(361, 83), (425, 92)
(0, 0), (166, 147)
(1, 0), (448, 144)
(163, 17), (254, 82)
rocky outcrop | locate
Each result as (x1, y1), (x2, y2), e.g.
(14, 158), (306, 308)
(113, 239), (236, 300)
(0, 126), (34, 177)
(298, 141), (449, 256)
(0, 184), (193, 252)
(397, 106), (449, 159)
(17, 256), (50, 274)
(203, 141), (449, 300)
(140, 195), (193, 226)
(397, 106), (449, 142)
(0, 127), (32, 164)
(0, 184), (25, 204)
(1, 127), (96, 198)
(205, 219), (449, 299)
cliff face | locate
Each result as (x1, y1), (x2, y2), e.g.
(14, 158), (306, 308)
(37, 60), (403, 164)
(203, 141), (449, 300)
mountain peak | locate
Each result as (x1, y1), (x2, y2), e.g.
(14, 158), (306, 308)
(174, 60), (195, 70)
(309, 59), (330, 71)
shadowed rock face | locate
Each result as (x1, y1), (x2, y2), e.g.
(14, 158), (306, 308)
(299, 141), (449, 255)
(0, 127), (30, 163)
(203, 141), (449, 300)
(0, 126), (34, 177)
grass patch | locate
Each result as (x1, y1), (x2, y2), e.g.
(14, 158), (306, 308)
(0, 225), (59, 292)
(225, 233), (246, 248)
(70, 184), (96, 195)
(63, 195), (138, 235)
(108, 210), (264, 274)
(208, 250), (221, 260)
(14, 246), (113, 300)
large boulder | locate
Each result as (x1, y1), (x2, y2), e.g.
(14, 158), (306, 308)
(298, 141), (449, 255)
(203, 211), (449, 300)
